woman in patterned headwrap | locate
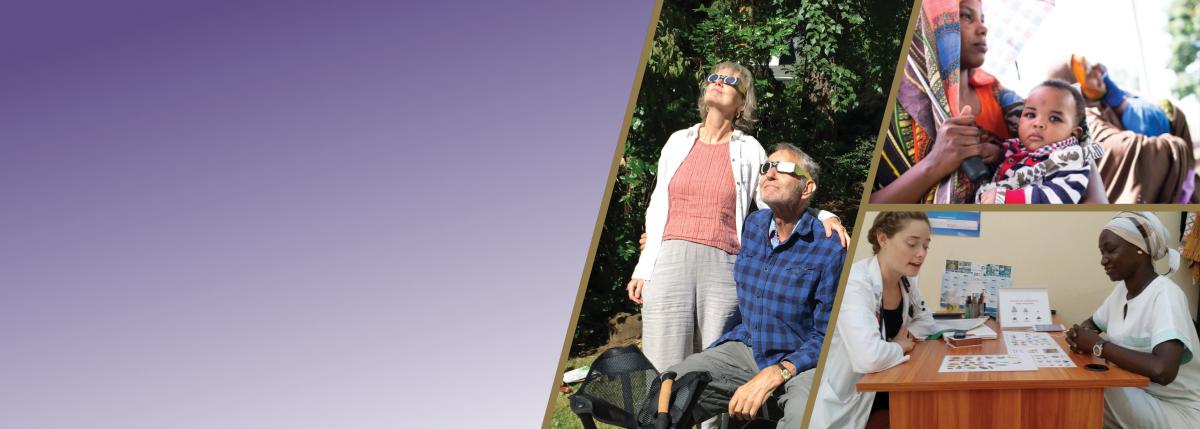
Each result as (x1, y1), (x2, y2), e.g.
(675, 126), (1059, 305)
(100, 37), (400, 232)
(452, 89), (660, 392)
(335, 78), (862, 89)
(958, 0), (1190, 204)
(870, 0), (989, 204)
(873, 0), (1112, 204)
(1066, 212), (1200, 428)
(1047, 55), (1196, 204)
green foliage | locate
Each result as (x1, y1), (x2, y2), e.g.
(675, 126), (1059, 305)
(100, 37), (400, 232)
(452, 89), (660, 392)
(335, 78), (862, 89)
(1168, 0), (1199, 99)
(572, 0), (913, 354)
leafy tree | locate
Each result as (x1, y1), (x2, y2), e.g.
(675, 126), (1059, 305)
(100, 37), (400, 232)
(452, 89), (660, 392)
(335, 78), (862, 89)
(1168, 0), (1199, 100)
(572, 0), (913, 354)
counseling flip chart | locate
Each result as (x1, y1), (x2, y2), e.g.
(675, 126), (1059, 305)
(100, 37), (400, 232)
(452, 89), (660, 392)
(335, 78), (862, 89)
(939, 259), (1012, 317)
(998, 288), (1052, 329)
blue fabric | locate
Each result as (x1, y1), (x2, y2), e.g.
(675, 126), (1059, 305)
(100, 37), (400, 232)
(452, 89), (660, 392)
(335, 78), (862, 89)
(1101, 74), (1170, 136)
(933, 22), (960, 82)
(712, 208), (845, 372)
(1101, 74), (1128, 109)
(1119, 97), (1172, 137)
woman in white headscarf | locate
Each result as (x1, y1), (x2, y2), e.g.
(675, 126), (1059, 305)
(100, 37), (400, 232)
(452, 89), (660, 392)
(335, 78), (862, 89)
(1066, 211), (1200, 428)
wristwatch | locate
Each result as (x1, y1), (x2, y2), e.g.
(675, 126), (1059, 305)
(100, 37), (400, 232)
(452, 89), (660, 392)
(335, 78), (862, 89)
(776, 363), (793, 381)
(1093, 339), (1108, 358)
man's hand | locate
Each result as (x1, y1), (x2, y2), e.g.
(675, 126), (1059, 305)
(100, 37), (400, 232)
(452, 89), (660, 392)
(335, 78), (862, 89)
(639, 233), (647, 251)
(728, 362), (791, 420)
(819, 216), (849, 248)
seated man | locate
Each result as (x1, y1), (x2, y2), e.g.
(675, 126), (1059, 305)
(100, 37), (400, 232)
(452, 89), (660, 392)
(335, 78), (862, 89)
(665, 143), (845, 427)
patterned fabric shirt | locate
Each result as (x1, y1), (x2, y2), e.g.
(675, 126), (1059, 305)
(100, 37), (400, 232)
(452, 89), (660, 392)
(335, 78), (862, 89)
(712, 208), (846, 371)
(986, 136), (1103, 204)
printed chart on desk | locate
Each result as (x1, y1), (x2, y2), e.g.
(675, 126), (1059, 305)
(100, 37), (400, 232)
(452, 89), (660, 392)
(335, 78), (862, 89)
(939, 354), (1037, 372)
(1004, 331), (1076, 368)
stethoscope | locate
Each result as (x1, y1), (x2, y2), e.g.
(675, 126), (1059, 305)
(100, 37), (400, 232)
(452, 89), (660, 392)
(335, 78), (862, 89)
(877, 277), (928, 339)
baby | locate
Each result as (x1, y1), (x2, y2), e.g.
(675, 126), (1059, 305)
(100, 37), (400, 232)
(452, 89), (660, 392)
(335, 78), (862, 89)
(977, 80), (1104, 204)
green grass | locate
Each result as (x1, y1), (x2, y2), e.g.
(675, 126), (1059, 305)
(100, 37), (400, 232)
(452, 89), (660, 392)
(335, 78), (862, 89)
(547, 353), (626, 429)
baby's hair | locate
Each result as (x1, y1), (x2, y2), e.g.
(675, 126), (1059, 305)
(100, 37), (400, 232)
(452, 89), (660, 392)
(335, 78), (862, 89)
(867, 211), (930, 254)
(1034, 79), (1090, 143)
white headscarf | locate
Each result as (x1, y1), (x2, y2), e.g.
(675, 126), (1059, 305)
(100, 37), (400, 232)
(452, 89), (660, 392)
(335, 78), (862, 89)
(1103, 211), (1180, 275)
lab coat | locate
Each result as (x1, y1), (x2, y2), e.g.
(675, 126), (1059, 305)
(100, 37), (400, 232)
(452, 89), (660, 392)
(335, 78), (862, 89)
(810, 256), (936, 429)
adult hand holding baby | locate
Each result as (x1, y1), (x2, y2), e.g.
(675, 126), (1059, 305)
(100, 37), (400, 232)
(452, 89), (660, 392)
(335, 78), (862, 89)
(868, 106), (986, 203)
(924, 105), (984, 178)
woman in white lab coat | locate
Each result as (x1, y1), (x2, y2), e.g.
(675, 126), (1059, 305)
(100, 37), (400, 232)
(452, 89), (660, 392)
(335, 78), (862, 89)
(811, 212), (938, 429)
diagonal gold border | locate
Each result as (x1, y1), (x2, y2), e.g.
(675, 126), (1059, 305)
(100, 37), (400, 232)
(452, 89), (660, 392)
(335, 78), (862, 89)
(857, 1), (921, 210)
(800, 0), (1200, 426)
(862, 203), (1200, 212)
(800, 0), (923, 427)
(539, 1), (664, 427)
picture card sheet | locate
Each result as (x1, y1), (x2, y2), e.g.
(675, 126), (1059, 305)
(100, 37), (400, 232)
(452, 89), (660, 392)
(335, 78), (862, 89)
(1003, 331), (1076, 368)
(938, 354), (1037, 372)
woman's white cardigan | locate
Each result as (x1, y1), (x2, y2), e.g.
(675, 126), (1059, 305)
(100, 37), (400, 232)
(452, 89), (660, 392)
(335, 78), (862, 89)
(631, 124), (832, 281)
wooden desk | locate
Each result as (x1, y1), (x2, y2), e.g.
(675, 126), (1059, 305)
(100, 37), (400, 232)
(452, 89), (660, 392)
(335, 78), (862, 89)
(856, 318), (1148, 428)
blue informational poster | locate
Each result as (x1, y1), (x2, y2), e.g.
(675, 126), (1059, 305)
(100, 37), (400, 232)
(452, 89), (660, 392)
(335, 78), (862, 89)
(927, 212), (981, 237)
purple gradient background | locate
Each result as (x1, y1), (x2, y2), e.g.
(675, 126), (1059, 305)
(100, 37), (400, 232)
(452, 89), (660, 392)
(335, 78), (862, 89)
(1, 1), (651, 427)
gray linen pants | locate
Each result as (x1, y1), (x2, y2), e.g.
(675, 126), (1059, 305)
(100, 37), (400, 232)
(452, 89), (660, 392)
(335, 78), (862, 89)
(667, 341), (814, 428)
(642, 240), (740, 373)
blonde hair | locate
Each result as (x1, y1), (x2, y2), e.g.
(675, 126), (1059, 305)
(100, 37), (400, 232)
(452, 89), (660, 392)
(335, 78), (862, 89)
(698, 61), (757, 131)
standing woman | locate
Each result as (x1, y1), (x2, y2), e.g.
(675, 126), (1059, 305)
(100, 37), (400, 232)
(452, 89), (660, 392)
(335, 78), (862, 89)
(1067, 212), (1200, 428)
(625, 62), (844, 372)
(811, 212), (937, 429)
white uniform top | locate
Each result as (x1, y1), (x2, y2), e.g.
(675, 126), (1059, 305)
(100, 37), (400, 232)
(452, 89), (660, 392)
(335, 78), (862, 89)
(1093, 276), (1200, 417)
(810, 256), (937, 429)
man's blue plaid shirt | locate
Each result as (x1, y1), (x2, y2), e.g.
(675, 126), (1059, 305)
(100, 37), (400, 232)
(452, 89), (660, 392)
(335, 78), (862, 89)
(712, 207), (845, 371)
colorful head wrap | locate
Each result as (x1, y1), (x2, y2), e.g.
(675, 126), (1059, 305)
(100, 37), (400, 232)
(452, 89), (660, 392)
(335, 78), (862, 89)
(1103, 212), (1180, 275)
(1070, 54), (1105, 101)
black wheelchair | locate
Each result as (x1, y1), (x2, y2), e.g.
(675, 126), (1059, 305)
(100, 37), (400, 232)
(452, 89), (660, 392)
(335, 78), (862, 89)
(569, 345), (781, 429)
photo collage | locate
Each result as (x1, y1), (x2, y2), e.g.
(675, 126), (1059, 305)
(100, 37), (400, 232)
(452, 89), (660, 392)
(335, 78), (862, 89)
(548, 1), (1200, 428)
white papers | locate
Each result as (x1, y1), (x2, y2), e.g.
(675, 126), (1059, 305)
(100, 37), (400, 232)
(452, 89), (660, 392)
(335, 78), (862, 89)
(1003, 331), (1076, 368)
(998, 288), (1053, 329)
(964, 323), (998, 339)
(562, 366), (590, 384)
(930, 316), (990, 333)
(1027, 353), (1076, 368)
(938, 354), (1037, 372)
(1002, 331), (1058, 353)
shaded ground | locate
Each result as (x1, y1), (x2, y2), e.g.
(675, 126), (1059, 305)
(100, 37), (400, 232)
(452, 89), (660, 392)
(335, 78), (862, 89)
(548, 345), (639, 429)
(552, 312), (644, 428)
